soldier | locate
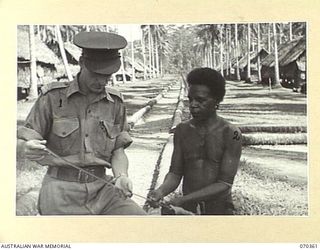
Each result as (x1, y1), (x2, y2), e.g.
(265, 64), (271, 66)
(17, 31), (146, 215)
(149, 68), (242, 215)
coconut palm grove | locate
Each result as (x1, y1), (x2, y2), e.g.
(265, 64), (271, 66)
(16, 23), (307, 216)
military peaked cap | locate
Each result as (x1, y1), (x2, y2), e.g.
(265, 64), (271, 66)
(74, 31), (127, 75)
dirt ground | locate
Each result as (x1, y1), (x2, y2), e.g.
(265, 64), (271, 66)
(16, 76), (308, 216)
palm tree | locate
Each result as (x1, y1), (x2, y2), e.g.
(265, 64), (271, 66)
(273, 23), (280, 86)
(225, 25), (230, 76)
(235, 23), (240, 81)
(156, 26), (172, 76)
(140, 25), (148, 80)
(147, 25), (154, 78)
(56, 25), (73, 81)
(267, 23), (271, 52)
(246, 23), (251, 83)
(195, 24), (221, 69)
(289, 22), (293, 41)
(130, 26), (136, 82)
(219, 24), (224, 76)
(120, 50), (127, 84)
(28, 25), (38, 100)
(257, 23), (262, 83)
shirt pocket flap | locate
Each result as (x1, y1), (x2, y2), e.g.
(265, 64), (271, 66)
(102, 121), (121, 139)
(52, 118), (79, 137)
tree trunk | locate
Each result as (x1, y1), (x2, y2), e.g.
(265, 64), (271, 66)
(56, 25), (73, 81)
(219, 25), (224, 76)
(246, 23), (251, 83)
(28, 25), (38, 100)
(148, 26), (153, 78)
(37, 25), (41, 40)
(279, 23), (283, 44)
(150, 31), (156, 78)
(257, 23), (262, 83)
(209, 44), (213, 68)
(235, 24), (240, 81)
(42, 26), (47, 42)
(268, 23), (271, 52)
(120, 50), (127, 84)
(204, 46), (208, 67)
(225, 26), (229, 76)
(160, 55), (163, 77)
(66, 26), (70, 42)
(289, 22), (293, 41)
(155, 36), (160, 77)
(212, 35), (215, 68)
(131, 40), (136, 82)
(131, 26), (136, 82)
(228, 27), (232, 76)
(141, 30), (147, 80)
(273, 23), (280, 86)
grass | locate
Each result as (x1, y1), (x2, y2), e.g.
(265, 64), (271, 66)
(232, 160), (308, 216)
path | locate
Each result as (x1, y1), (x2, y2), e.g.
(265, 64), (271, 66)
(126, 79), (181, 206)
(15, 76), (308, 215)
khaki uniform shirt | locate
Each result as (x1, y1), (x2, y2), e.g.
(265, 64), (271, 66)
(18, 77), (132, 167)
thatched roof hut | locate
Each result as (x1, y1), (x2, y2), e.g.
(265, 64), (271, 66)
(63, 42), (81, 64)
(236, 48), (269, 70)
(280, 37), (306, 67)
(261, 37), (305, 68)
(261, 37), (306, 86)
(124, 56), (145, 72)
(17, 29), (60, 66)
(17, 28), (60, 89)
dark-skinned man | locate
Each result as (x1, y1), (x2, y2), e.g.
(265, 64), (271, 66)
(149, 68), (242, 215)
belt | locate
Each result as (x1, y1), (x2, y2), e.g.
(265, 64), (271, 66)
(47, 166), (106, 183)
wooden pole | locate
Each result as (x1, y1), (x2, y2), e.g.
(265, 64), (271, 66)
(273, 23), (280, 86)
(56, 25), (73, 81)
(28, 25), (38, 100)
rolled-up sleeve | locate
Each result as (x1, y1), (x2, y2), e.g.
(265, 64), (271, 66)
(18, 94), (52, 140)
(114, 102), (133, 150)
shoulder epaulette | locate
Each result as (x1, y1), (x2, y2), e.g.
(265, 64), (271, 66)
(40, 82), (69, 95)
(105, 86), (124, 101)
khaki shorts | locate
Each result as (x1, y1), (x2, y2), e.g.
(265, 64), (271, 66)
(38, 174), (146, 215)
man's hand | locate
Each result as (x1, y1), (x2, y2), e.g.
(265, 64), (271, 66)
(21, 139), (48, 160)
(168, 196), (185, 207)
(114, 175), (133, 198)
(147, 189), (163, 208)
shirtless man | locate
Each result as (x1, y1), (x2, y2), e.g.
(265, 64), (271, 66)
(149, 68), (242, 215)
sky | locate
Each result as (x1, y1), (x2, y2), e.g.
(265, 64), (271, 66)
(116, 24), (142, 42)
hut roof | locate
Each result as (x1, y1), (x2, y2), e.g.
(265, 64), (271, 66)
(296, 53), (306, 71)
(237, 51), (256, 69)
(280, 37), (306, 67)
(236, 48), (269, 69)
(261, 37), (305, 68)
(17, 29), (60, 65)
(124, 56), (145, 72)
(64, 42), (82, 62)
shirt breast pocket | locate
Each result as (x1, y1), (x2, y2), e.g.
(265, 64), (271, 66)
(50, 117), (80, 155)
(102, 120), (121, 139)
(94, 120), (121, 158)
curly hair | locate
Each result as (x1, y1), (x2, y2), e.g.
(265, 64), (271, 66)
(186, 67), (226, 103)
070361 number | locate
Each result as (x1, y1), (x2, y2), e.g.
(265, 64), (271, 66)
(300, 244), (318, 248)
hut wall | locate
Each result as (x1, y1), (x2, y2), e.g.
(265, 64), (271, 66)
(17, 63), (57, 89)
(281, 62), (305, 89)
